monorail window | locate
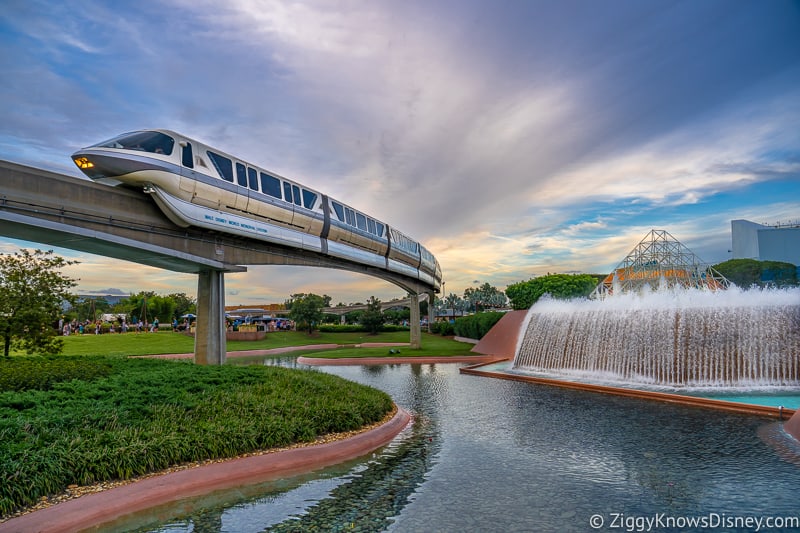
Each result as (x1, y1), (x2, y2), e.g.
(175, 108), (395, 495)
(181, 142), (193, 168)
(260, 173), (281, 198)
(391, 229), (419, 253)
(94, 131), (174, 155)
(356, 213), (367, 231)
(345, 208), (354, 226)
(236, 163), (248, 187)
(367, 218), (376, 235)
(332, 201), (345, 221)
(283, 182), (292, 203)
(248, 167), (258, 191)
(292, 185), (301, 206)
(376, 222), (385, 237)
(207, 151), (234, 182)
(302, 189), (317, 209)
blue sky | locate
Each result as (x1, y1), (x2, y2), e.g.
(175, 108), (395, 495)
(1, 0), (799, 305)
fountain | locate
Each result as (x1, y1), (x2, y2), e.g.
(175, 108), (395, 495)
(513, 229), (800, 389)
(513, 287), (800, 388)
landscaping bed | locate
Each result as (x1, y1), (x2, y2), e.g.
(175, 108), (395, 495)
(0, 356), (393, 517)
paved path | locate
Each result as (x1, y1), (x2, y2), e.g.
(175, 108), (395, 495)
(144, 342), (407, 359)
(298, 354), (499, 365)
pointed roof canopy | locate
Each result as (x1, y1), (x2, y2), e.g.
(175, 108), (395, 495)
(590, 229), (730, 299)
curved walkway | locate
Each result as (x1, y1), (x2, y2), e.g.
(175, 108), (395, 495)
(144, 342), (407, 359)
(298, 354), (498, 366)
(0, 408), (411, 533)
(143, 343), (497, 366)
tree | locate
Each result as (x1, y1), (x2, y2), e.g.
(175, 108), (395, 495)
(118, 291), (176, 324)
(167, 292), (197, 319)
(713, 259), (798, 288)
(383, 307), (410, 325)
(463, 282), (507, 312)
(0, 249), (78, 357)
(288, 293), (325, 334)
(344, 309), (364, 325)
(505, 273), (597, 310)
(285, 293), (332, 311)
(69, 296), (111, 322)
(361, 296), (385, 334)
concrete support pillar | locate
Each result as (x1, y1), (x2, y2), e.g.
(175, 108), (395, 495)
(341, 314), (346, 325)
(427, 290), (436, 333)
(195, 269), (226, 365)
(409, 293), (421, 349)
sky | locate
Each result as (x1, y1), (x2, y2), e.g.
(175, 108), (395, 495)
(1, 0), (799, 306)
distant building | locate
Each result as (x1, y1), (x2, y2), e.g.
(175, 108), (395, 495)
(731, 219), (800, 265)
(435, 309), (467, 322)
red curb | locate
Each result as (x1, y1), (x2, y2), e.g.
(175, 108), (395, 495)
(0, 408), (411, 533)
(786, 409), (800, 441)
(461, 364), (797, 420)
(297, 355), (499, 366)
(470, 310), (527, 358)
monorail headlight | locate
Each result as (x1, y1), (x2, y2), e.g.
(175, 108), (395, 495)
(73, 156), (94, 169)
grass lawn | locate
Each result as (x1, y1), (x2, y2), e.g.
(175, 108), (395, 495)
(35, 330), (474, 358)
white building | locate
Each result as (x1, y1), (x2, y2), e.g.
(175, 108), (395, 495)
(731, 219), (800, 265)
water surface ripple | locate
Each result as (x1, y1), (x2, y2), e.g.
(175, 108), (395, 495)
(129, 360), (800, 532)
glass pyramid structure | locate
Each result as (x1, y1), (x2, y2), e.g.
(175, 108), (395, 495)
(590, 229), (730, 299)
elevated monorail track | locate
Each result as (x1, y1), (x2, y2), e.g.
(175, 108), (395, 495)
(0, 160), (436, 363)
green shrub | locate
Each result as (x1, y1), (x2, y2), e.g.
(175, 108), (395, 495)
(506, 273), (597, 310)
(319, 324), (367, 333)
(318, 324), (410, 333)
(453, 312), (505, 340)
(380, 324), (410, 332)
(430, 321), (455, 336)
(0, 357), (112, 392)
(0, 357), (393, 517)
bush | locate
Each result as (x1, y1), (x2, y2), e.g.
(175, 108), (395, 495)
(0, 357), (112, 392)
(380, 324), (410, 332)
(0, 357), (393, 516)
(318, 324), (410, 333)
(506, 274), (597, 310)
(430, 321), (455, 336)
(453, 312), (505, 340)
(319, 324), (366, 333)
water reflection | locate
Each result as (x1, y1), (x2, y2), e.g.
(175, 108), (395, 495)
(126, 359), (800, 533)
(265, 413), (438, 532)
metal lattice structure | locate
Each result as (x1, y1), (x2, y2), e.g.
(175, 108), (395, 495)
(590, 229), (730, 299)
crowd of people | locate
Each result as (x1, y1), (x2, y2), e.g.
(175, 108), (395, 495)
(57, 316), (169, 335)
(56, 316), (294, 335)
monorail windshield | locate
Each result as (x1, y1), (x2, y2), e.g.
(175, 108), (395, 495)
(92, 131), (175, 156)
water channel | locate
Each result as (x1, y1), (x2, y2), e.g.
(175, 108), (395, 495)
(112, 358), (800, 532)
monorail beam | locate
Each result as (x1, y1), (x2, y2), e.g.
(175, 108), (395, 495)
(195, 269), (226, 365)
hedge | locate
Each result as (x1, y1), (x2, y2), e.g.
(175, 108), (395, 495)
(452, 312), (505, 340)
(318, 324), (410, 333)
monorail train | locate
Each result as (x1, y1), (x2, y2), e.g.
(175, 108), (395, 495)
(71, 129), (442, 290)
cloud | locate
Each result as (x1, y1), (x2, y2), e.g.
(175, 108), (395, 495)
(0, 0), (798, 303)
